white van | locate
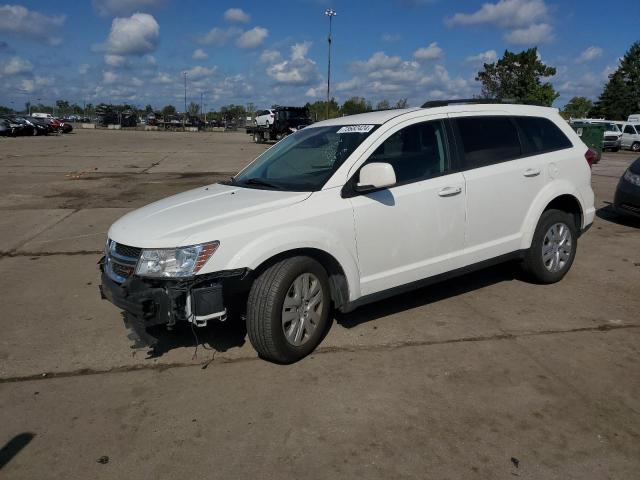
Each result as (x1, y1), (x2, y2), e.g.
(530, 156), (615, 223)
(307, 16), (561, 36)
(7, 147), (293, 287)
(628, 114), (640, 123)
(31, 113), (54, 120)
(620, 122), (640, 151)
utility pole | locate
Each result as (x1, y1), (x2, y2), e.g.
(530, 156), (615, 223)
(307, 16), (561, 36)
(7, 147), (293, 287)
(183, 71), (187, 128)
(324, 8), (336, 120)
(200, 92), (203, 121)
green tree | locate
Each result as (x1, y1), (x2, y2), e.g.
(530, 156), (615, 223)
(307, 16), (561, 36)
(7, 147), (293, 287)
(161, 104), (177, 117)
(592, 41), (640, 119)
(187, 101), (200, 116)
(476, 47), (559, 106)
(395, 98), (409, 109)
(144, 104), (153, 114)
(560, 96), (594, 119)
(341, 96), (372, 116)
(305, 99), (340, 121)
(55, 99), (71, 116)
(376, 99), (391, 110)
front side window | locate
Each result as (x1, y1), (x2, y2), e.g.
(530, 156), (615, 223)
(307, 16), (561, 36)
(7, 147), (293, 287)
(624, 125), (637, 134)
(363, 121), (448, 184)
(231, 125), (377, 191)
(455, 116), (521, 168)
(516, 116), (573, 154)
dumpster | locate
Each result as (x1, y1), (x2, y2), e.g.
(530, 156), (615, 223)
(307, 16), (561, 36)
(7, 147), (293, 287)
(570, 122), (605, 164)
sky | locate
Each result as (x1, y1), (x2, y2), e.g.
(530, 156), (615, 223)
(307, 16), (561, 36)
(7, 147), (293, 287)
(0, 0), (638, 112)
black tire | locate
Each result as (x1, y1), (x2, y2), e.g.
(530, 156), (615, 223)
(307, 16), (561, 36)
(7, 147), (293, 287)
(246, 256), (331, 363)
(631, 142), (640, 152)
(522, 209), (578, 284)
(612, 147), (620, 152)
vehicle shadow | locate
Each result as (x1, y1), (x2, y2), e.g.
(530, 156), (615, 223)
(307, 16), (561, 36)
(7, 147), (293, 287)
(596, 204), (640, 229)
(0, 433), (35, 470)
(134, 317), (247, 359)
(335, 261), (520, 329)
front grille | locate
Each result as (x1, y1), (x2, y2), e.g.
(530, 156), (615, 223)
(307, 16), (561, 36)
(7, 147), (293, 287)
(604, 135), (618, 141)
(106, 240), (142, 283)
(115, 243), (142, 259)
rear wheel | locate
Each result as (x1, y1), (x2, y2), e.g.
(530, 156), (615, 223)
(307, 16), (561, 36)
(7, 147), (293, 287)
(246, 256), (330, 363)
(631, 142), (640, 152)
(522, 209), (577, 284)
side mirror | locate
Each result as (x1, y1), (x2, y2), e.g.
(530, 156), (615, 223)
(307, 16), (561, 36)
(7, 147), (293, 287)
(356, 162), (396, 191)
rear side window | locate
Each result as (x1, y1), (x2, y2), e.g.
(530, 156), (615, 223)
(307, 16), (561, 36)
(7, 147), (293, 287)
(455, 116), (521, 168)
(515, 116), (572, 154)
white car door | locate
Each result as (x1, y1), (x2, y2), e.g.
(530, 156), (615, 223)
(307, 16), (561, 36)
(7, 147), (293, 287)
(452, 114), (571, 263)
(622, 124), (637, 149)
(347, 119), (466, 296)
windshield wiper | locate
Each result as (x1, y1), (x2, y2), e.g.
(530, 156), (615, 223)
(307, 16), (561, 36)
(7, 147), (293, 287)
(242, 178), (280, 189)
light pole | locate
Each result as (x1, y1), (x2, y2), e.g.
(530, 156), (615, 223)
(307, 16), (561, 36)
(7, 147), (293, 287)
(325, 8), (336, 119)
(183, 71), (187, 127)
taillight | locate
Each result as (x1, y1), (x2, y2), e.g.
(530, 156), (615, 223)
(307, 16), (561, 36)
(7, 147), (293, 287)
(584, 148), (597, 168)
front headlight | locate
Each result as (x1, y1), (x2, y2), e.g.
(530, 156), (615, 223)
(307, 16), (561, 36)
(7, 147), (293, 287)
(624, 169), (640, 187)
(135, 241), (220, 278)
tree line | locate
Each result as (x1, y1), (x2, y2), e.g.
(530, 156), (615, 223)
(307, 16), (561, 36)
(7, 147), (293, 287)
(2, 41), (638, 121)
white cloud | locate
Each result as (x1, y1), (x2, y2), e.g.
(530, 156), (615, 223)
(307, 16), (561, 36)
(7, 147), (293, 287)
(105, 54), (126, 67)
(236, 27), (268, 49)
(0, 4), (65, 45)
(93, 0), (165, 17)
(260, 49), (282, 64)
(1, 56), (33, 76)
(103, 13), (160, 55)
(447, 0), (548, 28)
(224, 8), (250, 23)
(465, 49), (497, 64)
(413, 42), (443, 61)
(504, 23), (553, 44)
(198, 27), (240, 46)
(352, 52), (403, 71)
(152, 72), (173, 84)
(192, 48), (208, 60)
(103, 71), (119, 84)
(20, 77), (52, 93)
(577, 46), (603, 63)
(78, 64), (90, 75)
(266, 41), (319, 85)
(382, 33), (401, 43)
(185, 65), (217, 80)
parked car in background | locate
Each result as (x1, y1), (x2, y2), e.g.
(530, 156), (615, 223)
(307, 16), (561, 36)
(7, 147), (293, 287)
(0, 118), (12, 136)
(100, 101), (595, 363)
(628, 114), (640, 123)
(31, 112), (54, 120)
(614, 157), (640, 218)
(620, 122), (640, 152)
(0, 116), (34, 136)
(255, 109), (275, 127)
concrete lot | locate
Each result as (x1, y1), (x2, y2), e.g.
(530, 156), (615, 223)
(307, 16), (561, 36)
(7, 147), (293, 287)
(1, 129), (639, 479)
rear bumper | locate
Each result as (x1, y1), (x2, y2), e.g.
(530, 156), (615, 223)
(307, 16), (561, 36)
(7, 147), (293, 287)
(614, 178), (640, 218)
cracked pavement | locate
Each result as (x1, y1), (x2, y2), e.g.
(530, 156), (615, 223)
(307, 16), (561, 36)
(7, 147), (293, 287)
(0, 129), (639, 479)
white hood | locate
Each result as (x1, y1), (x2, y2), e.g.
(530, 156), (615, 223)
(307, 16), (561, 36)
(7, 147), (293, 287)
(108, 183), (311, 248)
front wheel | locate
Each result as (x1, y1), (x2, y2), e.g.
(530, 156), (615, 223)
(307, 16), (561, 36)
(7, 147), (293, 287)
(246, 256), (330, 363)
(522, 209), (578, 284)
(631, 142), (640, 152)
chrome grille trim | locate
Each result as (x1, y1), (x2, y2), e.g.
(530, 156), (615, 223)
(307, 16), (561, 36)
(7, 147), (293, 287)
(106, 239), (142, 283)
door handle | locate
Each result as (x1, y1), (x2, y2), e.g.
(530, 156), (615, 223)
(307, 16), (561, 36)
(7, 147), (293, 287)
(523, 168), (541, 177)
(438, 186), (462, 197)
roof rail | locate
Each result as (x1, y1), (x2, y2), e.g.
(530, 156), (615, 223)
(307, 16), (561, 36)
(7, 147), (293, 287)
(421, 98), (545, 108)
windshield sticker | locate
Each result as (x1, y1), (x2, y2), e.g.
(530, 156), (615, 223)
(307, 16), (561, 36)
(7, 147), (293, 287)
(337, 125), (375, 134)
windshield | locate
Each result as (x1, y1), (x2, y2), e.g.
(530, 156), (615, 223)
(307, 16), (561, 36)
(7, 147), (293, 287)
(231, 125), (377, 191)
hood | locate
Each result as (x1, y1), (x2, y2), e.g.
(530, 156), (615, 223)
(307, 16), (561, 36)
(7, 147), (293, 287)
(629, 158), (640, 175)
(108, 183), (311, 248)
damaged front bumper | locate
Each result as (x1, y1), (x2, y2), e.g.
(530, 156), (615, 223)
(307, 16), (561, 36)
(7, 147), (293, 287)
(98, 257), (248, 346)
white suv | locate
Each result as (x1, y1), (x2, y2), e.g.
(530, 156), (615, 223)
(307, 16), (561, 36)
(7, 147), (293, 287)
(100, 101), (595, 363)
(254, 109), (275, 128)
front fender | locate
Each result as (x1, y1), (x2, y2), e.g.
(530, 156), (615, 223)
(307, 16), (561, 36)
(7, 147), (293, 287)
(208, 226), (362, 301)
(519, 179), (586, 250)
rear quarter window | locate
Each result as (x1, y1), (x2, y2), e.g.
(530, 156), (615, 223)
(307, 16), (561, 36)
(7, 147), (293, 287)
(515, 116), (572, 155)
